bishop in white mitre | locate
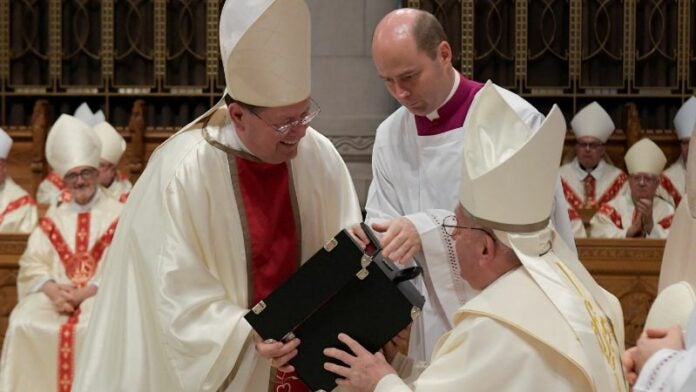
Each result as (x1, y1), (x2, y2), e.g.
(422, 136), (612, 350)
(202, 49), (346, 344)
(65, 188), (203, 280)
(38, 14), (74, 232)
(659, 96), (696, 208)
(559, 102), (627, 238)
(0, 114), (123, 392)
(92, 121), (132, 202)
(591, 138), (674, 238)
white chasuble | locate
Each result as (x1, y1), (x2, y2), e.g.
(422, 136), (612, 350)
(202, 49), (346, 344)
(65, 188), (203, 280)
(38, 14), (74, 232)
(0, 191), (122, 392)
(73, 102), (361, 392)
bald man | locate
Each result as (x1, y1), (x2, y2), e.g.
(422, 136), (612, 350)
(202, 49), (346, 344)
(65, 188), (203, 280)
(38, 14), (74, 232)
(355, 8), (577, 362)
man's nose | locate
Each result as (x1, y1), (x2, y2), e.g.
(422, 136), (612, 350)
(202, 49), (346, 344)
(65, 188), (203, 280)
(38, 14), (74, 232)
(393, 82), (410, 99)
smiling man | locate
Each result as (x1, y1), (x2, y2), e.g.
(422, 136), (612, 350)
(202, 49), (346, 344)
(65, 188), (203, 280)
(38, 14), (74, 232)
(73, 1), (361, 391)
(0, 114), (122, 392)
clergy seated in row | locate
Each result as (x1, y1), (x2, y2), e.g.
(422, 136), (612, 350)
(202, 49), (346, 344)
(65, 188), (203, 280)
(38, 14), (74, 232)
(659, 96), (696, 208)
(36, 102), (132, 205)
(324, 84), (627, 392)
(0, 127), (37, 233)
(0, 114), (123, 391)
(559, 102), (627, 238)
(590, 138), (674, 239)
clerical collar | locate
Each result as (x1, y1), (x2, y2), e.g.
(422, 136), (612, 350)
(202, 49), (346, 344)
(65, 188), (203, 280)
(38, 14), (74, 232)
(414, 70), (484, 136)
(579, 163), (599, 172)
(573, 158), (605, 180)
(425, 71), (460, 121)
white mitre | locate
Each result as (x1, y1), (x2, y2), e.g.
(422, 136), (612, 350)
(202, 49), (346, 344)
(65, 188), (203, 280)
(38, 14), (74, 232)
(0, 127), (12, 159)
(570, 101), (615, 143)
(458, 82), (625, 364)
(459, 81), (565, 236)
(46, 114), (101, 177)
(93, 122), (126, 165)
(674, 96), (696, 140)
(74, 102), (106, 127)
(624, 138), (666, 176)
(219, 0), (310, 107)
(644, 281), (696, 330)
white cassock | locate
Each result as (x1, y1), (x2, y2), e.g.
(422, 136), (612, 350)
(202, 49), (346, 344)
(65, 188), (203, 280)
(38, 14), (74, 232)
(634, 309), (696, 391)
(103, 171), (132, 202)
(659, 157), (686, 207)
(0, 190), (122, 392)
(590, 193), (674, 238)
(559, 158), (628, 237)
(72, 102), (362, 392)
(365, 76), (577, 361)
(0, 177), (38, 233)
(374, 210), (627, 392)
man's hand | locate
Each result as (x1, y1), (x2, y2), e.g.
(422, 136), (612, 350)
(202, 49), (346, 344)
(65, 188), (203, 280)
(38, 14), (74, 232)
(626, 212), (644, 238)
(383, 325), (410, 364)
(41, 281), (76, 314)
(324, 333), (397, 392)
(253, 332), (300, 373)
(621, 347), (639, 385)
(632, 326), (684, 373)
(66, 284), (98, 308)
(371, 218), (420, 264)
(347, 223), (370, 250)
(636, 198), (654, 234)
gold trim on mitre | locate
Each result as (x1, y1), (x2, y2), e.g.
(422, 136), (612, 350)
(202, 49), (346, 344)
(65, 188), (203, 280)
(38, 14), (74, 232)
(219, 0), (310, 107)
(458, 81), (566, 232)
(570, 101), (615, 143)
(624, 138), (666, 176)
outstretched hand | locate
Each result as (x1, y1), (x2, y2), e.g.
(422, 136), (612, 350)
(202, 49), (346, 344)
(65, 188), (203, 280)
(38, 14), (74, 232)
(324, 333), (396, 392)
(371, 218), (421, 264)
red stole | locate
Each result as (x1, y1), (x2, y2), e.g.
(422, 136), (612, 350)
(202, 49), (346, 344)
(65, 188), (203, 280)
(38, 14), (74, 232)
(0, 194), (35, 225)
(234, 156), (307, 392)
(414, 75), (483, 136)
(39, 213), (119, 392)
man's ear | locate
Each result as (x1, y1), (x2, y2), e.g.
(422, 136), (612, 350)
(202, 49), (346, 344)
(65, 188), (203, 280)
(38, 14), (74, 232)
(438, 41), (452, 65)
(228, 103), (246, 132)
(478, 234), (496, 266)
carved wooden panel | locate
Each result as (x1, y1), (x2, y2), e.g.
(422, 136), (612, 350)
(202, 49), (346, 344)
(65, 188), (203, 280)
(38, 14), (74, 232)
(0, 234), (30, 349)
(577, 238), (664, 347)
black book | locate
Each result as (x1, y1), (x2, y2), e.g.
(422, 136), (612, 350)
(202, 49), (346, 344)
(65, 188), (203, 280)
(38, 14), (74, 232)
(244, 223), (425, 391)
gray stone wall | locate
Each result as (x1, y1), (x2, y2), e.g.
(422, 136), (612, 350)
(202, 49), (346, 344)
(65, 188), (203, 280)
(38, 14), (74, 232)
(307, 0), (398, 207)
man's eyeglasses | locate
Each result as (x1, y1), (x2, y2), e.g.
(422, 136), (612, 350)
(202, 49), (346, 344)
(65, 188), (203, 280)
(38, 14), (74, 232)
(576, 142), (603, 150)
(630, 174), (658, 185)
(246, 99), (321, 134)
(441, 215), (494, 239)
(64, 168), (98, 184)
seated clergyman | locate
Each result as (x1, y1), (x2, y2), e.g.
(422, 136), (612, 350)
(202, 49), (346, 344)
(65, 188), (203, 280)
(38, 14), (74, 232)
(590, 138), (674, 239)
(323, 83), (628, 392)
(0, 114), (123, 391)
(559, 102), (627, 238)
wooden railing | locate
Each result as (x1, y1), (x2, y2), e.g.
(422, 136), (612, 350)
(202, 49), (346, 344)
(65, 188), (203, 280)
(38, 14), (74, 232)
(0, 236), (665, 349)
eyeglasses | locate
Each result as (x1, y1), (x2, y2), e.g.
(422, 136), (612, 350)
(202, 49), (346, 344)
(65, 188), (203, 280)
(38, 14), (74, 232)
(576, 142), (603, 150)
(441, 215), (494, 240)
(630, 174), (658, 185)
(246, 99), (321, 134)
(64, 168), (98, 184)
